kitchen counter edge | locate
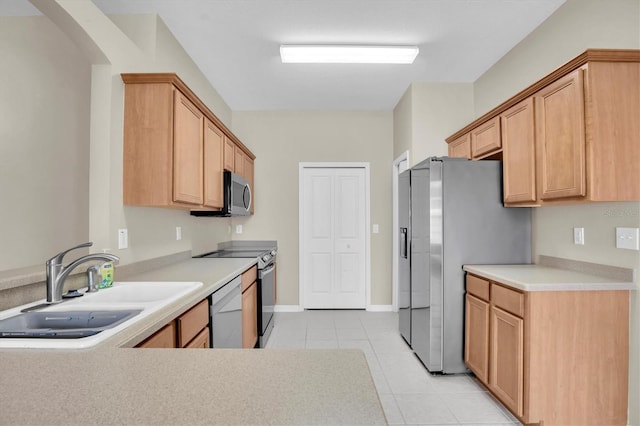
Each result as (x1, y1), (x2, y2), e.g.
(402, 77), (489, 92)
(463, 263), (637, 292)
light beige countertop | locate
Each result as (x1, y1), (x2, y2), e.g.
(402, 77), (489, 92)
(0, 348), (386, 425)
(464, 260), (636, 292)
(0, 256), (387, 425)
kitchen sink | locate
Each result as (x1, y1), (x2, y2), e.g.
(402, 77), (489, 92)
(0, 281), (203, 348)
(0, 309), (142, 338)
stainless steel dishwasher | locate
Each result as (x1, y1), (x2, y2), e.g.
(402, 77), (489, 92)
(209, 276), (242, 348)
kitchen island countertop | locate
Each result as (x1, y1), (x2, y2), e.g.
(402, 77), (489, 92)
(0, 256), (387, 425)
(0, 348), (386, 425)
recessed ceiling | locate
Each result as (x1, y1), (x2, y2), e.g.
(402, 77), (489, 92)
(1, 0), (566, 111)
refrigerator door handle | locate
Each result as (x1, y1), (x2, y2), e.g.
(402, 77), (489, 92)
(400, 228), (408, 259)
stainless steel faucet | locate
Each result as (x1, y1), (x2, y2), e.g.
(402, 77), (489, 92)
(46, 242), (120, 303)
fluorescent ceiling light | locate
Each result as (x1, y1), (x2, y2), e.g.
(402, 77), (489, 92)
(280, 45), (419, 64)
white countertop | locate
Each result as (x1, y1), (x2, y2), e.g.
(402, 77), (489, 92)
(463, 264), (637, 292)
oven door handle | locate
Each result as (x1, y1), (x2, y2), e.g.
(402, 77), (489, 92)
(259, 263), (275, 279)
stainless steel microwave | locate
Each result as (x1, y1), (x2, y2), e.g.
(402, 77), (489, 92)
(191, 171), (251, 217)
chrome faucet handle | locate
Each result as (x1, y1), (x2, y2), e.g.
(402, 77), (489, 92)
(46, 242), (93, 266)
(86, 264), (102, 293)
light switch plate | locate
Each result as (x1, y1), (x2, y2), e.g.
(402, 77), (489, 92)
(573, 227), (584, 245)
(118, 229), (128, 249)
(616, 227), (639, 250)
(176, 226), (182, 241)
(373, 224), (379, 234)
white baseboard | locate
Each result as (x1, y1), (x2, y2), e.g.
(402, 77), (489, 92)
(275, 305), (394, 312)
(274, 305), (304, 312)
(367, 304), (394, 312)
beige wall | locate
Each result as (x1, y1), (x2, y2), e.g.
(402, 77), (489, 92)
(393, 82), (474, 166)
(393, 86), (412, 161)
(0, 16), (91, 271)
(473, 1), (640, 423)
(411, 82), (474, 163)
(0, 6), (233, 288)
(232, 111), (394, 306)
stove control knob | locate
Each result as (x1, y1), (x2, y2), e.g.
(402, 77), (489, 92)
(271, 250), (277, 256)
(262, 255), (270, 262)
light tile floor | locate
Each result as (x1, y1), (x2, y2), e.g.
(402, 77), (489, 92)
(266, 310), (522, 426)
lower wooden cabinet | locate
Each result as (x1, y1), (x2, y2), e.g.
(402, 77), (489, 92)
(184, 327), (210, 348)
(137, 322), (176, 348)
(464, 294), (489, 384)
(137, 298), (210, 349)
(464, 273), (630, 425)
(489, 306), (523, 417)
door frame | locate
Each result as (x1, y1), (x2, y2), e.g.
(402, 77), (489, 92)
(298, 162), (371, 310)
(392, 151), (410, 312)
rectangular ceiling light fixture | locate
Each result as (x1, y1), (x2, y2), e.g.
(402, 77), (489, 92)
(280, 45), (419, 64)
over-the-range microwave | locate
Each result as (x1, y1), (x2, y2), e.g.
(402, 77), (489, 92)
(191, 171), (251, 217)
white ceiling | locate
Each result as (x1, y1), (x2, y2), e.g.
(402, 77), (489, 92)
(1, 0), (566, 111)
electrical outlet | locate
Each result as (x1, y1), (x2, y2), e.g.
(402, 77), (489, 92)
(236, 224), (243, 234)
(616, 227), (639, 250)
(176, 226), (182, 241)
(373, 224), (379, 234)
(573, 227), (584, 245)
(118, 229), (128, 249)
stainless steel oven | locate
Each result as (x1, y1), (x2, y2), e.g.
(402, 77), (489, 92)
(257, 257), (275, 347)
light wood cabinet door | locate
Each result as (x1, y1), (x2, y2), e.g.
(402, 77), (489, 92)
(448, 133), (471, 159)
(173, 90), (204, 205)
(184, 327), (210, 349)
(234, 146), (245, 178)
(535, 69), (586, 201)
(203, 119), (224, 209)
(465, 294), (490, 384)
(177, 299), (209, 348)
(137, 323), (176, 348)
(224, 138), (235, 172)
(242, 281), (258, 349)
(501, 98), (537, 204)
(489, 306), (524, 418)
(471, 117), (501, 158)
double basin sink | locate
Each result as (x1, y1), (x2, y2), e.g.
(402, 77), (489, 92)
(0, 281), (203, 349)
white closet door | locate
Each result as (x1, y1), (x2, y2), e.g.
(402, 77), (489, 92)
(302, 167), (366, 309)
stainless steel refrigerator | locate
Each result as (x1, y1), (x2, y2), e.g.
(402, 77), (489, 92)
(398, 157), (531, 374)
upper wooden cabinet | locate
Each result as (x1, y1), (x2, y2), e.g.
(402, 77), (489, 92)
(224, 138), (235, 172)
(203, 119), (224, 209)
(446, 49), (640, 205)
(173, 90), (204, 205)
(501, 98), (537, 204)
(121, 73), (255, 210)
(471, 116), (501, 158)
(234, 146), (245, 177)
(448, 133), (471, 159)
(535, 68), (586, 201)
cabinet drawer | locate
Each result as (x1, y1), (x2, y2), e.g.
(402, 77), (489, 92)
(137, 322), (176, 348)
(242, 265), (258, 292)
(491, 284), (524, 317)
(466, 274), (490, 301)
(177, 299), (209, 347)
(184, 327), (210, 349)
